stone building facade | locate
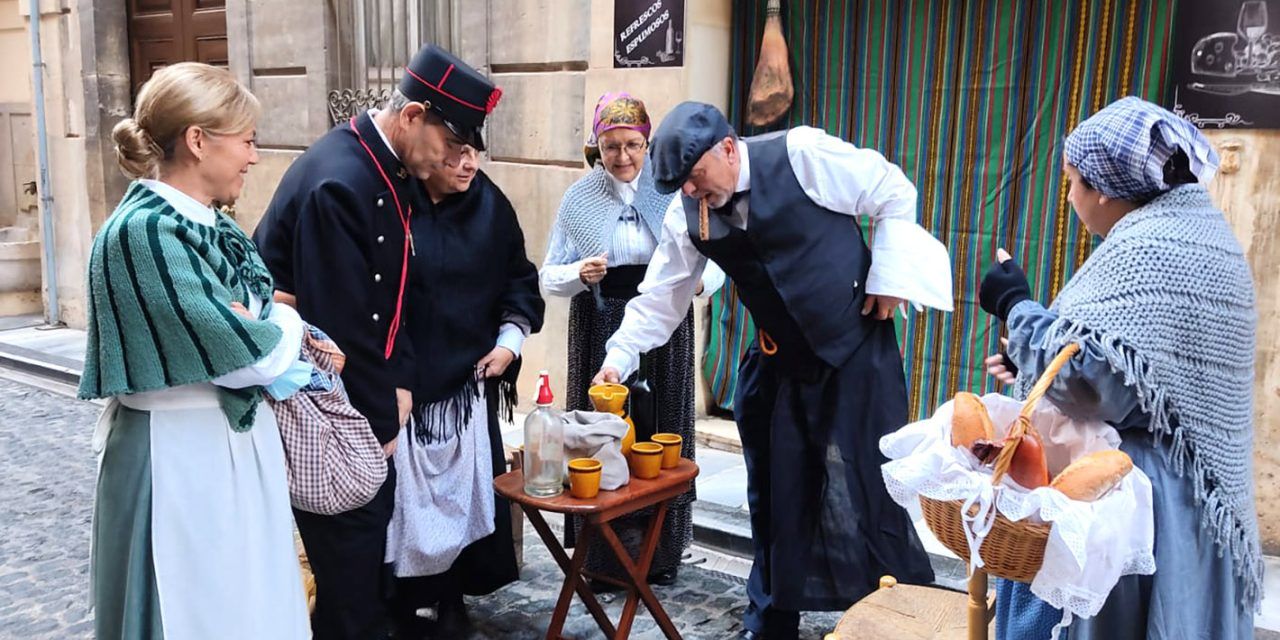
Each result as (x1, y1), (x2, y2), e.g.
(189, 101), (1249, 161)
(5, 0), (731, 406)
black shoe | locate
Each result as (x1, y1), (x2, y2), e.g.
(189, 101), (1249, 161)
(647, 567), (679, 586)
(435, 598), (470, 638)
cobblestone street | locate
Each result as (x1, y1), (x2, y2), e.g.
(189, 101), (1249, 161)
(0, 377), (842, 639)
(0, 378), (98, 638)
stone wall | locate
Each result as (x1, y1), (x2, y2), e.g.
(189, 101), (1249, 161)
(19, 0), (95, 327)
(0, 0), (30, 105)
(0, 0), (32, 230)
(1205, 130), (1280, 554)
(222, 0), (333, 233)
(0, 50), (36, 229)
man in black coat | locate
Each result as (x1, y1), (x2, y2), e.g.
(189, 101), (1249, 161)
(253, 44), (502, 639)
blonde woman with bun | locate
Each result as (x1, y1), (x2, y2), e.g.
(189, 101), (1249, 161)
(79, 62), (309, 639)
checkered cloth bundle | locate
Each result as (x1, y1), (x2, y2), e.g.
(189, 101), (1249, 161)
(268, 325), (387, 515)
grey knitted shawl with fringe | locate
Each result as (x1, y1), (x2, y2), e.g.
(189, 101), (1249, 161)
(555, 163), (668, 259)
(1015, 184), (1262, 604)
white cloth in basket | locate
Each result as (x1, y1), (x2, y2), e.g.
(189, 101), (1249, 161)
(880, 393), (1155, 624)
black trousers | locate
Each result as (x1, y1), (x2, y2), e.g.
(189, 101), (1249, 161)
(295, 460), (397, 640)
(735, 323), (934, 638)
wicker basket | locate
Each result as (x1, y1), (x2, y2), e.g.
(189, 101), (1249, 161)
(920, 343), (1081, 583)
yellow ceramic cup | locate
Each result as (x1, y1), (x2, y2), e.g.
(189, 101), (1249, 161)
(567, 458), (603, 499)
(629, 442), (663, 479)
(651, 433), (683, 469)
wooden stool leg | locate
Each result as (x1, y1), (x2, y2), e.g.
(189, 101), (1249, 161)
(597, 502), (681, 640)
(522, 507), (617, 638)
(967, 568), (989, 640)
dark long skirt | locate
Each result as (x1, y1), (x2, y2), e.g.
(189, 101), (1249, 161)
(734, 320), (934, 634)
(564, 291), (696, 579)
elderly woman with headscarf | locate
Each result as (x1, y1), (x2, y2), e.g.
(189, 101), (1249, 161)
(540, 92), (724, 588)
(980, 96), (1262, 640)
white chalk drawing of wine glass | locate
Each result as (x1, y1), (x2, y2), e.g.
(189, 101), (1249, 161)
(1239, 1), (1268, 65)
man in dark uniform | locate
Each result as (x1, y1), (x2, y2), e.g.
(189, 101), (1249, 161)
(253, 44), (501, 640)
(594, 102), (954, 639)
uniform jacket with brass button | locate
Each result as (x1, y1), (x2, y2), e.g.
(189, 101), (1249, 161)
(254, 110), (420, 443)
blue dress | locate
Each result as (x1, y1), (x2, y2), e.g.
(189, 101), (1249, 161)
(994, 300), (1255, 640)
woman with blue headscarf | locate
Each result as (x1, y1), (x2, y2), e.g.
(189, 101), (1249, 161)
(979, 96), (1262, 639)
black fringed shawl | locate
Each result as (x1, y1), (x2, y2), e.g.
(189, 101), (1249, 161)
(404, 170), (545, 443)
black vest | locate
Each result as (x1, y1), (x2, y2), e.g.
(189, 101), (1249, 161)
(685, 132), (876, 370)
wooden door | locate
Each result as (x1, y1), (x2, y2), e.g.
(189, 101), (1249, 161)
(127, 0), (228, 93)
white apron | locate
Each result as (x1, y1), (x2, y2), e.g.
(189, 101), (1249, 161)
(96, 383), (310, 639)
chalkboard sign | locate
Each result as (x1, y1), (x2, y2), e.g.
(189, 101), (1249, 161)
(614, 0), (685, 68)
(1169, 0), (1280, 129)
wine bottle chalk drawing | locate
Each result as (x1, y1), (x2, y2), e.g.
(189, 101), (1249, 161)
(613, 0), (685, 68)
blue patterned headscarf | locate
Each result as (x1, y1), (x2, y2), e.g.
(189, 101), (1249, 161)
(1064, 96), (1219, 202)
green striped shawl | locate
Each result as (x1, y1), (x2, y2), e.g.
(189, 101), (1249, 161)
(79, 181), (282, 430)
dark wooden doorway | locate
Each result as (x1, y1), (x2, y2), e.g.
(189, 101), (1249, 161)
(126, 0), (228, 93)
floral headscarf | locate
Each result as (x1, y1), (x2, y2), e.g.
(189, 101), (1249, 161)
(583, 91), (651, 166)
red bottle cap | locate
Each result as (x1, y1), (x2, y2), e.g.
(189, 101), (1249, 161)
(536, 371), (554, 405)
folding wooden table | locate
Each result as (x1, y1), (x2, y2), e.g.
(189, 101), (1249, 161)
(494, 459), (700, 639)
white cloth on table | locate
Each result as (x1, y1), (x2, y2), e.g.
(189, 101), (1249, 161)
(562, 410), (631, 490)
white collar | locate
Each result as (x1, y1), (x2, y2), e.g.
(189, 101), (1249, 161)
(138, 179), (217, 226)
(734, 139), (751, 194)
(605, 169), (641, 202)
(367, 109), (401, 160)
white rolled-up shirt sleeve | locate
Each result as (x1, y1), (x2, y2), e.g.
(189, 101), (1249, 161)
(696, 259), (726, 300)
(786, 127), (953, 311)
(538, 218), (590, 298)
(213, 301), (306, 389)
(603, 196), (707, 379)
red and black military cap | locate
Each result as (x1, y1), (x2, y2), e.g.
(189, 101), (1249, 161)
(399, 44), (503, 151)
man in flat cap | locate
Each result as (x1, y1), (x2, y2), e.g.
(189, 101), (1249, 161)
(253, 44), (501, 639)
(594, 102), (954, 639)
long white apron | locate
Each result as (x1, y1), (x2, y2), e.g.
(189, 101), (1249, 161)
(112, 383), (309, 639)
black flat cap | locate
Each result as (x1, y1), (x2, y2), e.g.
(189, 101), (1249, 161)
(649, 101), (732, 194)
(399, 44), (502, 150)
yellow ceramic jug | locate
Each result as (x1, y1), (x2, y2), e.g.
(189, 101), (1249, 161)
(588, 383), (636, 459)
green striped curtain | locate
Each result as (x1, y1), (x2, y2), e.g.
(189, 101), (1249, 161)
(706, 0), (1178, 420)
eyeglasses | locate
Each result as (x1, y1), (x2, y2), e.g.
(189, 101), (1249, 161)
(601, 140), (648, 157)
